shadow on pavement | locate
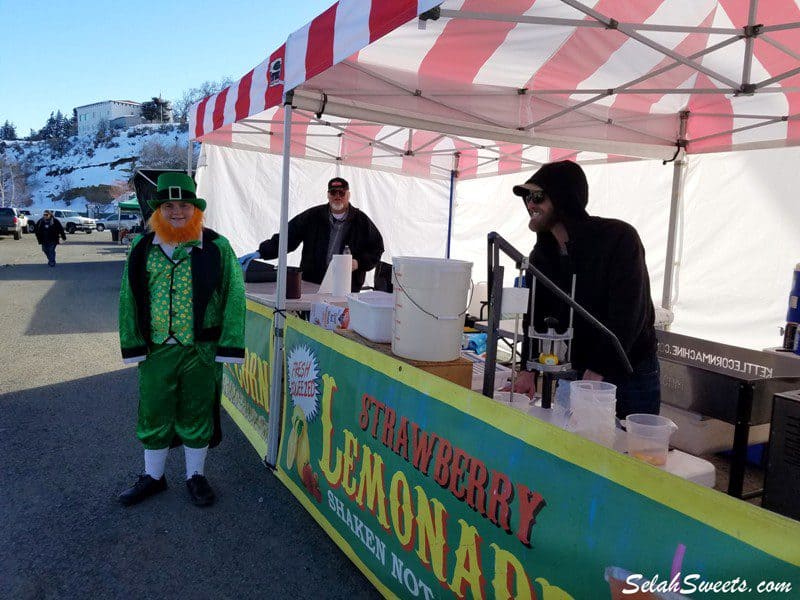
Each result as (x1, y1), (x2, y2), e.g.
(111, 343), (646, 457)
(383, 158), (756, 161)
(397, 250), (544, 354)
(0, 261), (123, 335)
(61, 238), (118, 247)
(0, 370), (376, 599)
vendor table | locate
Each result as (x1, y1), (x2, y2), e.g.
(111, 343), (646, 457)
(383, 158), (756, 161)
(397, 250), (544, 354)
(336, 329), (476, 390)
(223, 299), (799, 598)
(246, 280), (349, 312)
(339, 328), (715, 487)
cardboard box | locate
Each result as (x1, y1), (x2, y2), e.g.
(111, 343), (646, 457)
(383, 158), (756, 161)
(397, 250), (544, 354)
(408, 356), (473, 389)
(335, 329), (473, 389)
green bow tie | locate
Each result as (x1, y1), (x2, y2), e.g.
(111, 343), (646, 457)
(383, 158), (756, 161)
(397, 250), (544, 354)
(172, 240), (200, 261)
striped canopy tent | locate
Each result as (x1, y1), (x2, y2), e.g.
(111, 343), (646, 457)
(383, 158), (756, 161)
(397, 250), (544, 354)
(187, 0), (800, 464)
(190, 0), (800, 178)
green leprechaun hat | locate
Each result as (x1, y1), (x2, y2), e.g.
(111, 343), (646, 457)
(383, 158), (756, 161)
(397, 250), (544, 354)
(150, 172), (207, 212)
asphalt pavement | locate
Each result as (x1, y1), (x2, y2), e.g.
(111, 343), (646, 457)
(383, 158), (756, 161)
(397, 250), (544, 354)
(0, 231), (379, 599)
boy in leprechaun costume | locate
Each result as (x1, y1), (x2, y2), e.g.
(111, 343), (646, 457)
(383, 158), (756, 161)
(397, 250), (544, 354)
(118, 172), (245, 507)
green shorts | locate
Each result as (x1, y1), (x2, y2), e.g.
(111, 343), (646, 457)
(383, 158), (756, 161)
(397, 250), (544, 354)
(136, 343), (222, 449)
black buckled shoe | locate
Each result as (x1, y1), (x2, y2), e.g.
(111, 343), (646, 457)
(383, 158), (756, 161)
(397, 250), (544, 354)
(186, 474), (215, 507)
(118, 474), (168, 506)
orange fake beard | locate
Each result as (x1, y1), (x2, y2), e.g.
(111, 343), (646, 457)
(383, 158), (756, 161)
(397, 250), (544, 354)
(148, 206), (204, 244)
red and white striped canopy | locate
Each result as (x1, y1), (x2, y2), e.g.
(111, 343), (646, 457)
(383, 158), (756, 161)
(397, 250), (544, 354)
(190, 0), (800, 180)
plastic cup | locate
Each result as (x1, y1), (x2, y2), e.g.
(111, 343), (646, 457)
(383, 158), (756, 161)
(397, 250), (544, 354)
(569, 380), (617, 447)
(527, 404), (570, 429)
(625, 413), (678, 466)
(492, 391), (532, 413)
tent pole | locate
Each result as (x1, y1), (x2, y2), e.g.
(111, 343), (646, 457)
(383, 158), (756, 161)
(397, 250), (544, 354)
(446, 171), (455, 258)
(187, 140), (193, 177)
(661, 112), (688, 316)
(265, 98), (294, 467)
(446, 153), (460, 259)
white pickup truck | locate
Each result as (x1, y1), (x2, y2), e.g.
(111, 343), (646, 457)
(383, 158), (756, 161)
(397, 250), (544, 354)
(36, 209), (97, 234)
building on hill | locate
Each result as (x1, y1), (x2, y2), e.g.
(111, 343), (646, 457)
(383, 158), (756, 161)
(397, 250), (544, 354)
(75, 100), (142, 135)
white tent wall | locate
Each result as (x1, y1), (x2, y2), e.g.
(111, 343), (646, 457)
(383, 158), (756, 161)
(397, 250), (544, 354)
(196, 143), (451, 270)
(198, 141), (797, 351)
(449, 159), (672, 328)
(451, 149), (800, 351)
(674, 146), (800, 350)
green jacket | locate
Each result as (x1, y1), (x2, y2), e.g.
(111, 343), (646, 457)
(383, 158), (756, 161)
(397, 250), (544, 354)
(119, 229), (245, 364)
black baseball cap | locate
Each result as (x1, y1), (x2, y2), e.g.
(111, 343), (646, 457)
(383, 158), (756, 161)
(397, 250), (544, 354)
(328, 177), (349, 191)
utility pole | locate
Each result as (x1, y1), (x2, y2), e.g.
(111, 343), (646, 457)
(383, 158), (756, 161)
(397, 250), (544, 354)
(9, 163), (15, 205)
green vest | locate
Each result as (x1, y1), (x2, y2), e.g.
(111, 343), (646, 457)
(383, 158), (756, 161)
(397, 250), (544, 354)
(147, 246), (194, 345)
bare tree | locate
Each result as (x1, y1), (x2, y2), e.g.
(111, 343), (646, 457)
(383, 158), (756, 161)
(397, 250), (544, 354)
(137, 139), (190, 170)
(173, 78), (233, 123)
(57, 173), (75, 205)
(0, 155), (32, 207)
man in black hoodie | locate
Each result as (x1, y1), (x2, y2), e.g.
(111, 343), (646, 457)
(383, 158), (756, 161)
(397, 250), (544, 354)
(510, 160), (660, 419)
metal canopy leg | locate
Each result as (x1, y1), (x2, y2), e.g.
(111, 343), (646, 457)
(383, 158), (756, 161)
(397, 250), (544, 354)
(265, 99), (294, 467)
(661, 113), (687, 313)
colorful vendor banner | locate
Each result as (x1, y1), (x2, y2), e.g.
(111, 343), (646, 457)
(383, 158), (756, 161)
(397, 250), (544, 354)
(276, 317), (798, 599)
(221, 299), (273, 458)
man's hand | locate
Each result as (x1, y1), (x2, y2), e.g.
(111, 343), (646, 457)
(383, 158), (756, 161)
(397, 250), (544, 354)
(237, 251), (260, 273)
(351, 258), (359, 271)
(582, 369), (603, 381)
(501, 370), (536, 398)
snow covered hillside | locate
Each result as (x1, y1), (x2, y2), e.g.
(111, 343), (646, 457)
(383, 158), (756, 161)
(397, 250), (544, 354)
(2, 123), (194, 213)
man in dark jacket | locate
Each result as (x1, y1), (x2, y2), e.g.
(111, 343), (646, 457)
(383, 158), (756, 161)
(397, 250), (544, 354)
(34, 210), (67, 266)
(243, 177), (384, 292)
(510, 160), (660, 419)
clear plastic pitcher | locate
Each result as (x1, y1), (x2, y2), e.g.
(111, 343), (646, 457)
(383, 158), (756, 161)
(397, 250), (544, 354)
(568, 380), (617, 447)
(625, 413), (678, 466)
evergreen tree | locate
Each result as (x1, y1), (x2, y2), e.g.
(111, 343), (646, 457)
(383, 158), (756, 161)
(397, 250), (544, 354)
(0, 121), (17, 140)
(54, 110), (67, 138)
(141, 96), (173, 122)
(45, 112), (57, 138)
(67, 109), (78, 137)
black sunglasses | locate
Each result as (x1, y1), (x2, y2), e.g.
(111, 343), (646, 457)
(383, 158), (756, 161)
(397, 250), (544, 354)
(523, 190), (546, 205)
(328, 189), (347, 197)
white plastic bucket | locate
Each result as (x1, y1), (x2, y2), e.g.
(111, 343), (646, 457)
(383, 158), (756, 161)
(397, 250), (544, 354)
(392, 256), (473, 361)
(625, 413), (678, 466)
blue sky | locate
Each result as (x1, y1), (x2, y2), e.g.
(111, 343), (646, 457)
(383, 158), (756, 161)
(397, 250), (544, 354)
(0, 0), (334, 135)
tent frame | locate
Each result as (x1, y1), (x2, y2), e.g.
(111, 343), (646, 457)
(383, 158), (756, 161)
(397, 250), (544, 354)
(193, 1), (800, 466)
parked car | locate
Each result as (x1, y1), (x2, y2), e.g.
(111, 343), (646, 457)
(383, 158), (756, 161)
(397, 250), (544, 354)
(96, 212), (141, 233)
(0, 207), (23, 240)
(41, 209), (97, 234)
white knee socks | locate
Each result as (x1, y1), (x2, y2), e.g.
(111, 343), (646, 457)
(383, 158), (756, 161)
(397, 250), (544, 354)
(184, 445), (208, 480)
(144, 448), (169, 479)
(143, 446), (209, 480)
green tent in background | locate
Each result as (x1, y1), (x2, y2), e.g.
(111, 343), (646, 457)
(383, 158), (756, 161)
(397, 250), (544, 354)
(117, 198), (140, 212)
